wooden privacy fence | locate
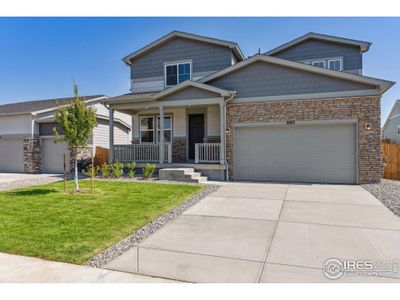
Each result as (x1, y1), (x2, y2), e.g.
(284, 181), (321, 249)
(95, 146), (109, 166)
(381, 142), (400, 180)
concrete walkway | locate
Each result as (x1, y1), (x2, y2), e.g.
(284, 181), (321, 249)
(105, 182), (400, 283)
(0, 253), (175, 283)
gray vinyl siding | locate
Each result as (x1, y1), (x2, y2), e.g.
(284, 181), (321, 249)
(208, 61), (375, 98)
(130, 37), (234, 92)
(383, 117), (400, 144)
(271, 39), (362, 73)
(160, 86), (219, 101)
(383, 102), (400, 144)
(93, 119), (130, 148)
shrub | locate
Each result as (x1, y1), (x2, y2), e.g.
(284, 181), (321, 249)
(101, 163), (110, 178)
(111, 162), (124, 178)
(143, 163), (156, 179)
(127, 162), (136, 179)
(82, 165), (99, 177)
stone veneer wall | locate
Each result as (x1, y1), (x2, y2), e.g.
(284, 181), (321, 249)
(226, 96), (381, 184)
(23, 138), (41, 174)
(172, 137), (186, 163)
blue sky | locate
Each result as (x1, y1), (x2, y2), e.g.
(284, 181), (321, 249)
(0, 17), (399, 120)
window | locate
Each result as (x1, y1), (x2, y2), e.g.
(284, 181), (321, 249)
(139, 116), (173, 143)
(312, 60), (325, 68)
(140, 117), (155, 143)
(157, 116), (172, 143)
(328, 59), (342, 71)
(165, 61), (191, 86)
(397, 125), (400, 135)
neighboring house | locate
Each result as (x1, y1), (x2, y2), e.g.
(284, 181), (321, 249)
(383, 99), (400, 144)
(0, 95), (131, 173)
(105, 31), (394, 184)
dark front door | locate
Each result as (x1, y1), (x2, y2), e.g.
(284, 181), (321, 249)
(188, 114), (205, 160)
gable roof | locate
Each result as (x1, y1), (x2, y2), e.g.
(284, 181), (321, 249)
(264, 32), (372, 56)
(153, 80), (235, 100)
(122, 31), (244, 65)
(383, 99), (400, 129)
(0, 95), (106, 116)
(199, 54), (394, 94)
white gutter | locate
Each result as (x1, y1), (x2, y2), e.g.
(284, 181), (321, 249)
(223, 93), (235, 181)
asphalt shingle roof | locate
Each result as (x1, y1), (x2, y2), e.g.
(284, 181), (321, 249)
(0, 95), (106, 115)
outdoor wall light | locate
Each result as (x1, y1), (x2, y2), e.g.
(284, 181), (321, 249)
(225, 128), (230, 134)
(365, 123), (372, 130)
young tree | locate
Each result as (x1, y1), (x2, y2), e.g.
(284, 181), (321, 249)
(53, 83), (97, 192)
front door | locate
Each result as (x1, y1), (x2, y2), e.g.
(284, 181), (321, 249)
(188, 114), (205, 160)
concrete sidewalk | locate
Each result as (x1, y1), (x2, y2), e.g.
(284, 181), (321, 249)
(105, 182), (400, 283)
(0, 253), (175, 283)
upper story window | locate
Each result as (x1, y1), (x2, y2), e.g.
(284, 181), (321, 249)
(311, 60), (325, 68)
(328, 59), (343, 71)
(304, 57), (343, 71)
(164, 61), (191, 87)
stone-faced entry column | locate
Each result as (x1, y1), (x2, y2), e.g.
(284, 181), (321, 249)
(23, 138), (41, 174)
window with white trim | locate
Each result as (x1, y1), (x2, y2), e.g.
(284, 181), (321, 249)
(165, 61), (191, 86)
(157, 116), (172, 143)
(397, 125), (400, 135)
(140, 116), (155, 143)
(139, 116), (173, 143)
(311, 60), (325, 68)
(328, 59), (342, 71)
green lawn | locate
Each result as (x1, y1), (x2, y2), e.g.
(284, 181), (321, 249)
(0, 180), (202, 264)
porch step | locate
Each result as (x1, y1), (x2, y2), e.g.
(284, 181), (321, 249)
(159, 168), (207, 183)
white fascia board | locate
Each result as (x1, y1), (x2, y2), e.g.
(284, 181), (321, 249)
(0, 112), (32, 117)
(199, 54), (394, 93)
(32, 96), (108, 117)
(264, 33), (371, 56)
(153, 80), (234, 100)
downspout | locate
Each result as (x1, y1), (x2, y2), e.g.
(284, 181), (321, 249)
(223, 93), (235, 181)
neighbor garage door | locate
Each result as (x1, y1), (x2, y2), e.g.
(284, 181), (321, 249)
(42, 138), (70, 173)
(235, 123), (357, 184)
(0, 137), (24, 172)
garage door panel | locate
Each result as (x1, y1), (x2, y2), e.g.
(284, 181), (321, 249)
(42, 138), (70, 173)
(0, 138), (24, 172)
(235, 123), (356, 184)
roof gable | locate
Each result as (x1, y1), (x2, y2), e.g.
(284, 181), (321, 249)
(0, 95), (106, 116)
(154, 81), (234, 101)
(200, 54), (393, 95)
(123, 31), (244, 64)
(265, 32), (371, 56)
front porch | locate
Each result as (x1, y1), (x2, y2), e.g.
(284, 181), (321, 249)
(112, 143), (223, 164)
(106, 81), (234, 180)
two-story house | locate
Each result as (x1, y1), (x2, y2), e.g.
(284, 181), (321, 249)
(106, 31), (394, 184)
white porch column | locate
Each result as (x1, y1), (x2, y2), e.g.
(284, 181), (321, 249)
(219, 100), (225, 165)
(159, 105), (164, 164)
(109, 108), (114, 163)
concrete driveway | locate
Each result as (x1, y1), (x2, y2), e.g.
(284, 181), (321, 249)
(105, 182), (400, 283)
(0, 173), (62, 191)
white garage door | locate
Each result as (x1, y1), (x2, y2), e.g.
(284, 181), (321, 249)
(42, 138), (70, 173)
(0, 137), (24, 172)
(235, 123), (357, 184)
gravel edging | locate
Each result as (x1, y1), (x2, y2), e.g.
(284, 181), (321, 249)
(362, 179), (400, 217)
(83, 183), (219, 268)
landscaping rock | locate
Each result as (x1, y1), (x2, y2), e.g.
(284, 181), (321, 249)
(362, 179), (400, 217)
